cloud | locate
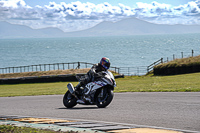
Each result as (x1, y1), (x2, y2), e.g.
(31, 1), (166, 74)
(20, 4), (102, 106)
(134, 1), (200, 24)
(0, 0), (200, 32)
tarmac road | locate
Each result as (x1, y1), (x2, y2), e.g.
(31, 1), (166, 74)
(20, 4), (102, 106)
(0, 92), (199, 132)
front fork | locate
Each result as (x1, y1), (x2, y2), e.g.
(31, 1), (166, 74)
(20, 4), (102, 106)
(99, 88), (104, 97)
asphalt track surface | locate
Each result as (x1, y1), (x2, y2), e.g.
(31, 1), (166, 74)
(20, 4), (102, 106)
(0, 92), (199, 132)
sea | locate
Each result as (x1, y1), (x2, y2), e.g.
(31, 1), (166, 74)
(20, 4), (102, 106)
(0, 33), (200, 69)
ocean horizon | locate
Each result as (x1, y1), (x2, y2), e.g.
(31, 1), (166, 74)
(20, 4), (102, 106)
(1, 33), (200, 69)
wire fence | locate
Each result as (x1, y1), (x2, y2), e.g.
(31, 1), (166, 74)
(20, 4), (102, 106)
(164, 49), (199, 63)
(0, 62), (120, 75)
(0, 62), (85, 74)
(118, 66), (148, 76)
(0, 50), (199, 76)
(0, 61), (146, 76)
(147, 58), (163, 73)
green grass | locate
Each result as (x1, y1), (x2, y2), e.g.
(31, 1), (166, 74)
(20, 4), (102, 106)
(0, 82), (78, 97)
(115, 73), (200, 92)
(0, 125), (75, 133)
(0, 72), (200, 97)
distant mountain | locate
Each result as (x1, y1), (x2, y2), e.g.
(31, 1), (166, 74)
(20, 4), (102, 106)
(0, 21), (65, 38)
(68, 18), (200, 36)
(1, 18), (200, 38)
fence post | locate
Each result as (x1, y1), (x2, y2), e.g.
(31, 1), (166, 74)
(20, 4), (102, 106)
(192, 50), (194, 57)
(181, 52), (183, 58)
(77, 62), (80, 69)
(58, 63), (59, 70)
(128, 67), (130, 76)
(53, 64), (55, 70)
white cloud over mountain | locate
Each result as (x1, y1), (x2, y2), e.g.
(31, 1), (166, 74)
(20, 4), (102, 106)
(0, 0), (200, 32)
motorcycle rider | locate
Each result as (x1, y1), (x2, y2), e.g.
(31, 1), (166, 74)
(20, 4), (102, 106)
(75, 57), (111, 103)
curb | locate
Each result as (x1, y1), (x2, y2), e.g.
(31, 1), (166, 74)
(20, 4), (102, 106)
(0, 115), (199, 133)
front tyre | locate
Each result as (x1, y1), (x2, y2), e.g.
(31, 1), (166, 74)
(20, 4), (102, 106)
(95, 88), (114, 108)
(63, 90), (77, 108)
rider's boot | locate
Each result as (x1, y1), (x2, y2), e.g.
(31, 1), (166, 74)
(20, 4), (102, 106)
(74, 81), (84, 95)
(75, 83), (81, 91)
(82, 87), (92, 103)
(76, 88), (91, 104)
(83, 95), (91, 103)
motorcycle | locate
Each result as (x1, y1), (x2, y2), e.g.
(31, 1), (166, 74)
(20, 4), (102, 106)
(63, 71), (116, 108)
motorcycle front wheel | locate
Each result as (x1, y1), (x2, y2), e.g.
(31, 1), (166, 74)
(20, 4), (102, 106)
(63, 90), (77, 108)
(95, 88), (114, 108)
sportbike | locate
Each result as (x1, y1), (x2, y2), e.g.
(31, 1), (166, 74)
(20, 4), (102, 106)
(63, 71), (116, 108)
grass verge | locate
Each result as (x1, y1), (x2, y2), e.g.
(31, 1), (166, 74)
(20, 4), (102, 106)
(0, 69), (90, 79)
(0, 72), (200, 97)
(157, 55), (200, 68)
(116, 73), (200, 92)
(0, 125), (75, 133)
(154, 55), (200, 75)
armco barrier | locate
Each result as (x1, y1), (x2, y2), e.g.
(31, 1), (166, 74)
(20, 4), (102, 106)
(0, 74), (124, 84)
(0, 74), (78, 84)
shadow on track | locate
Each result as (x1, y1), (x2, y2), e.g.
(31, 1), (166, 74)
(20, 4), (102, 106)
(57, 106), (99, 110)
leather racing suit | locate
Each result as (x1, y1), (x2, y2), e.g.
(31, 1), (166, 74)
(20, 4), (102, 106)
(75, 63), (106, 91)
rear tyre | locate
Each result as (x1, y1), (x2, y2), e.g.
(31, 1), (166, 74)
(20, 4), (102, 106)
(96, 88), (114, 108)
(63, 91), (77, 108)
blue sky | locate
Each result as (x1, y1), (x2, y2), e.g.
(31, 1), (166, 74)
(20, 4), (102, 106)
(25, 0), (192, 7)
(0, 0), (200, 32)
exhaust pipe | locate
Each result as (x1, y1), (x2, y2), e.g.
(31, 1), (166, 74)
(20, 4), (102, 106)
(67, 83), (75, 95)
(67, 83), (79, 100)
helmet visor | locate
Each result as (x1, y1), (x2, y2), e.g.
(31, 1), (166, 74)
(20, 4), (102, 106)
(102, 61), (110, 70)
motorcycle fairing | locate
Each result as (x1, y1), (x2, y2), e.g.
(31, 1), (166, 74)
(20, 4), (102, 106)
(85, 80), (107, 95)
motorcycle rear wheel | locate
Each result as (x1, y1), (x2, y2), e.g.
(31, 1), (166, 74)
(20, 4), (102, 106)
(63, 90), (77, 108)
(96, 88), (114, 108)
